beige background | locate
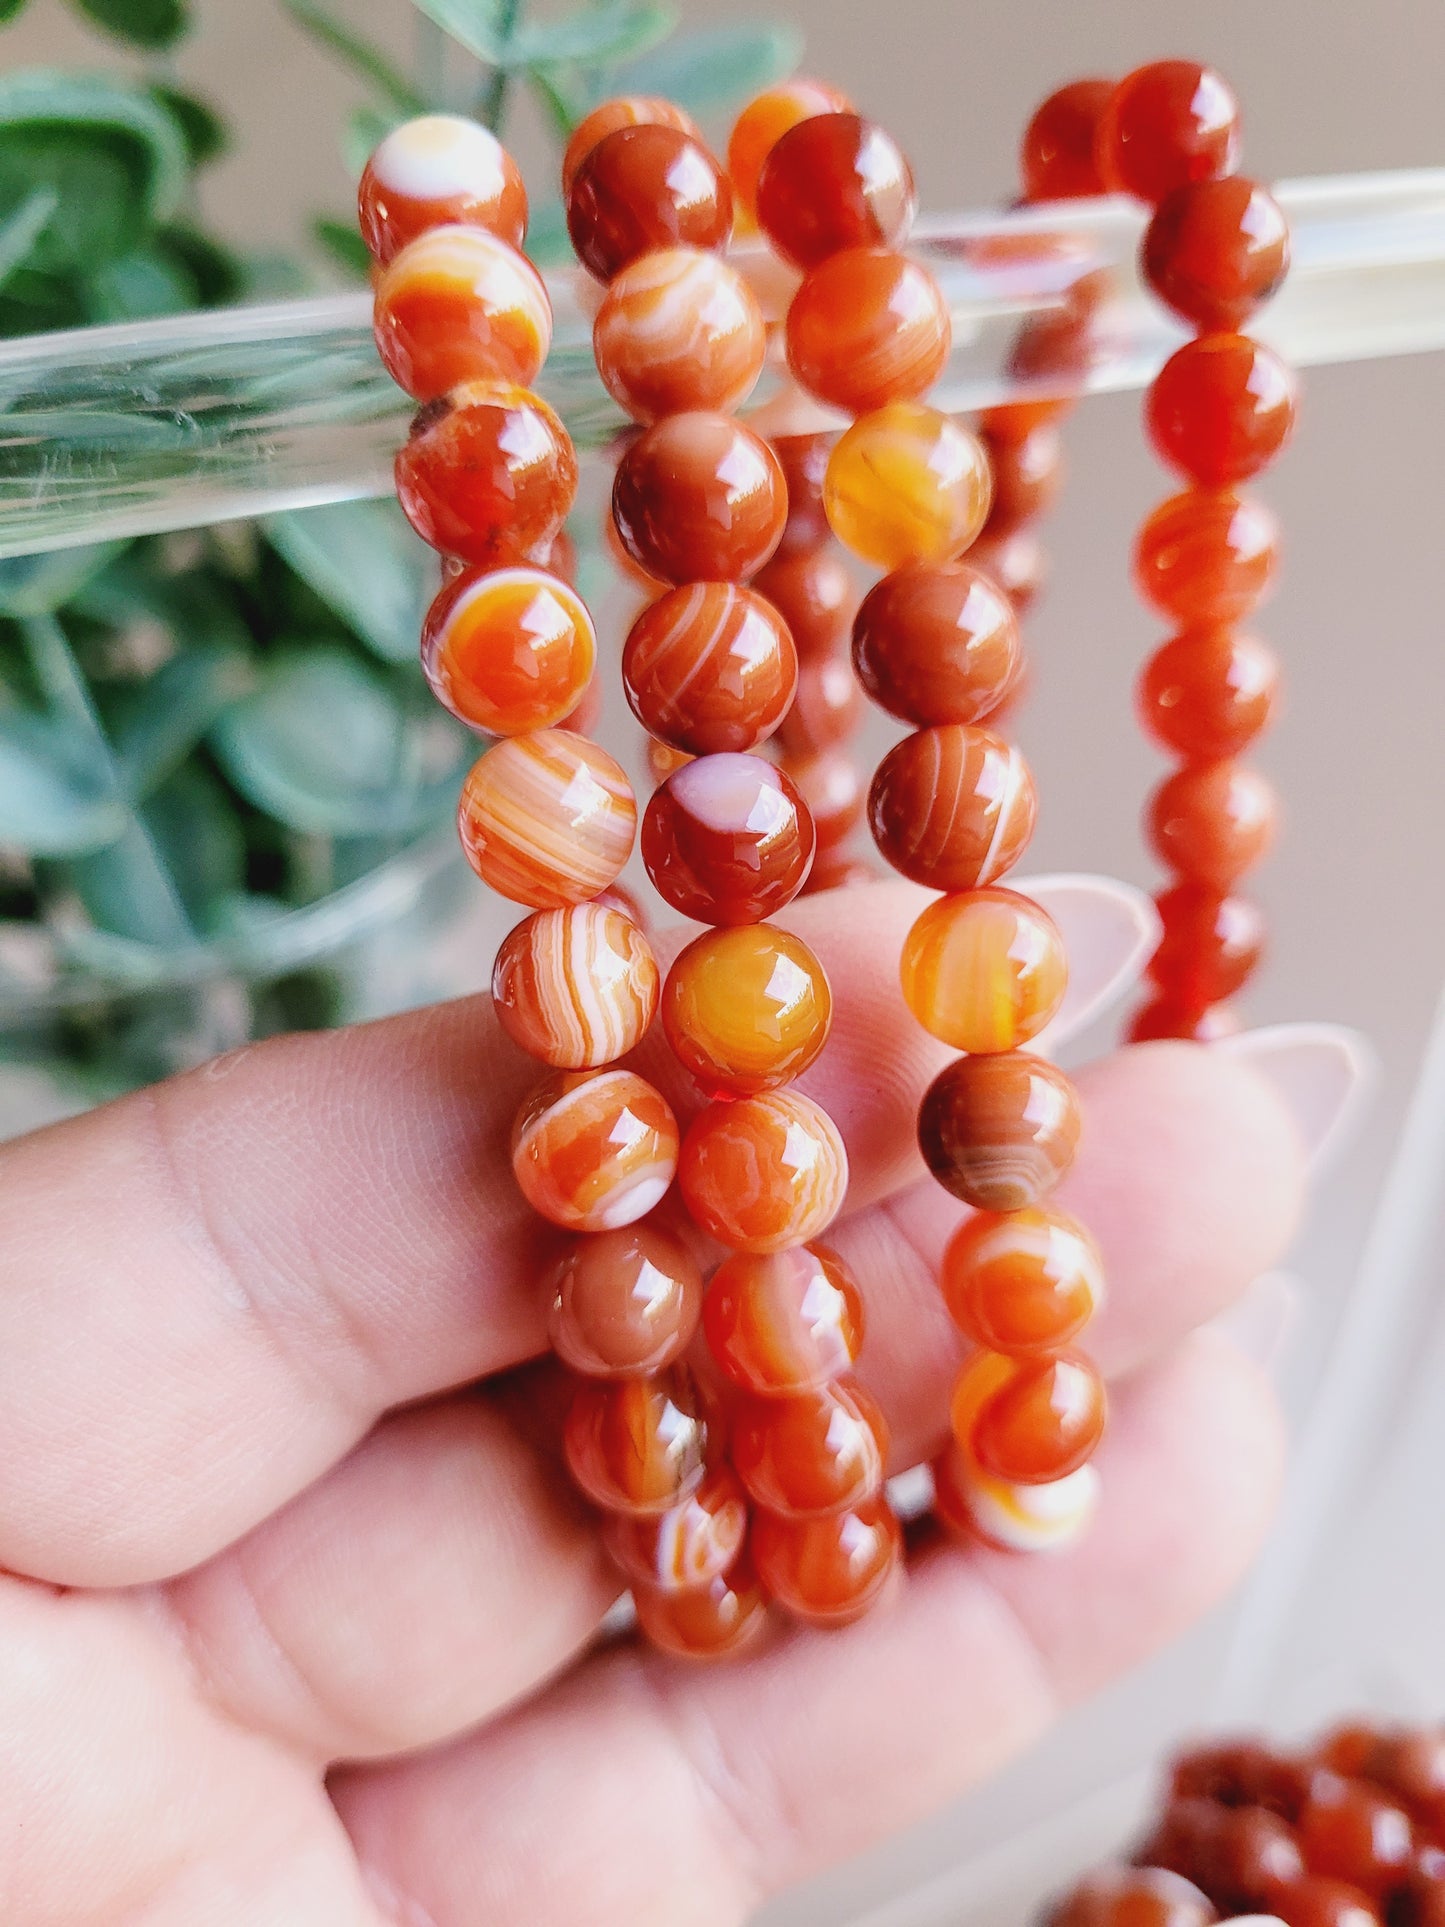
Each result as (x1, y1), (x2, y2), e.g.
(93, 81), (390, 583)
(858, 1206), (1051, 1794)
(6, 1), (1445, 1920)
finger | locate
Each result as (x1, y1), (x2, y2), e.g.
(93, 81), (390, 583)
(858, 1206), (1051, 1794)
(333, 1334), (1284, 1927)
(0, 875), (1146, 1587)
(157, 1043), (1301, 1766)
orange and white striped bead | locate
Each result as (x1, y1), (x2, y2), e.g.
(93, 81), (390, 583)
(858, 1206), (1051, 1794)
(932, 1441), (1101, 1553)
(679, 1089), (849, 1254)
(594, 248), (767, 423)
(511, 1067), (679, 1232)
(560, 95), (702, 196)
(422, 564), (594, 735)
(491, 902), (659, 1068)
(458, 729), (636, 908)
(726, 78), (854, 225)
(940, 1205), (1104, 1355)
(602, 1464), (749, 1591)
(359, 113), (528, 264)
(374, 224), (552, 402)
(899, 886), (1068, 1053)
(621, 582), (797, 754)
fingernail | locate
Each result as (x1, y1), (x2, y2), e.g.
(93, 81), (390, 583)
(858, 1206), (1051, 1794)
(1217, 1023), (1376, 1173)
(1208, 1269), (1302, 1376)
(1026, 874), (1162, 1052)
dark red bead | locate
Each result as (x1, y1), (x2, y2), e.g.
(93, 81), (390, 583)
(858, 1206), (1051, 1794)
(1143, 177), (1291, 331)
(567, 123), (732, 281)
(1137, 628), (1280, 761)
(1137, 1795), (1305, 1913)
(1147, 333), (1297, 486)
(1020, 79), (1115, 202)
(1270, 1875), (1381, 1927)
(1148, 883), (1265, 1005)
(755, 112), (916, 269)
(1171, 1737), (1311, 1819)
(1096, 61), (1241, 204)
(1296, 1771), (1414, 1900)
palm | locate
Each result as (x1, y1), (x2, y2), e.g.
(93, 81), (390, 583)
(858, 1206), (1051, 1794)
(0, 879), (1304, 1925)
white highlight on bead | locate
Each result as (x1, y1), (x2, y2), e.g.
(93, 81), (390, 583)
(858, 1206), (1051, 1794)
(670, 751), (789, 836)
(371, 113), (511, 204)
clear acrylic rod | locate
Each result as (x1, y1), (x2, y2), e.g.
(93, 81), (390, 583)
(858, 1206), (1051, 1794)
(1, 167), (1442, 560)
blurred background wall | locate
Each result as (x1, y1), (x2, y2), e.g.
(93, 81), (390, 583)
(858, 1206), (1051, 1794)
(4, 1), (1442, 1919)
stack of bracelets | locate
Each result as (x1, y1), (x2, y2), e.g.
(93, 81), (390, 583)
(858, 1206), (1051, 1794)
(358, 54), (1293, 1658)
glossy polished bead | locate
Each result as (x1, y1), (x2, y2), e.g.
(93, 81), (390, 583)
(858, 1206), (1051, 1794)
(622, 583), (797, 754)
(1263, 1877), (1380, 1926)
(1360, 1728), (1445, 1828)
(952, 1348), (1106, 1484)
(421, 564), (593, 735)
(567, 124), (732, 282)
(786, 247), (951, 414)
(752, 546), (853, 657)
(1140, 1797), (1305, 1914)
(732, 1376), (887, 1518)
(782, 745), (865, 849)
(727, 78), (854, 222)
(633, 1555), (769, 1659)
(775, 651), (863, 759)
(1143, 177), (1291, 330)
(563, 1366), (707, 1516)
(770, 431), (833, 553)
(1147, 761), (1277, 888)
(548, 1221), (702, 1377)
(1297, 1774), (1415, 1900)
(613, 412), (787, 584)
(594, 247), (766, 423)
(933, 1441), (1100, 1554)
(492, 902), (659, 1068)
(1019, 79), (1114, 202)
(756, 113), (916, 270)
(396, 382), (577, 567)
(1170, 1736), (1312, 1816)
(853, 558), (1020, 730)
(901, 887), (1068, 1054)
(703, 1243), (863, 1396)
(642, 753), (815, 924)
(560, 94), (701, 195)
(1134, 488), (1280, 624)
(825, 403), (992, 569)
(359, 114), (527, 264)
(1127, 993), (1235, 1045)
(752, 1493), (902, 1626)
(918, 1051), (1081, 1211)
(1147, 333), (1297, 486)
(512, 1067), (678, 1233)
(981, 420), (1063, 538)
(1149, 883), (1266, 1005)
(1095, 60), (1240, 204)
(1137, 628), (1279, 760)
(679, 1089), (848, 1254)
(869, 726), (1036, 891)
(603, 1463), (748, 1592)
(942, 1205), (1103, 1355)
(1042, 1864), (1217, 1927)
(662, 924), (831, 1096)
(458, 729), (635, 908)
(373, 225), (551, 402)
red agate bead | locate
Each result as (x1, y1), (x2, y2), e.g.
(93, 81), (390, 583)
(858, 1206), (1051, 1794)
(1147, 760), (1277, 888)
(852, 561), (1020, 726)
(1148, 883), (1266, 1005)
(918, 1051), (1081, 1211)
(704, 1243), (863, 1397)
(511, 1067), (678, 1234)
(622, 583), (796, 754)
(868, 726), (1036, 891)
(612, 412), (787, 585)
(567, 123), (732, 282)
(1044, 1865), (1218, 1927)
(753, 546), (853, 657)
(980, 419), (1064, 536)
(1020, 79), (1114, 202)
(941, 1206), (1104, 1356)
(756, 112), (917, 269)
(373, 225), (551, 402)
(1136, 628), (1280, 760)
(751, 1493), (903, 1627)
(633, 1554), (769, 1659)
(952, 1349), (1107, 1485)
(731, 1377), (887, 1518)
(786, 247), (951, 414)
(642, 752), (815, 924)
(563, 1367), (707, 1516)
(548, 1221), (703, 1377)
(679, 1089), (848, 1255)
(776, 651), (864, 759)
(458, 729), (635, 908)
(359, 113), (527, 263)
(1146, 332), (1297, 485)
(593, 248), (766, 423)
(727, 77), (854, 223)
(560, 95), (701, 195)
(396, 383), (577, 568)
(603, 1464), (749, 1592)
(421, 564), (594, 735)
(1095, 60), (1241, 205)
(662, 923), (831, 1097)
(1143, 176), (1291, 330)
(1134, 488), (1280, 625)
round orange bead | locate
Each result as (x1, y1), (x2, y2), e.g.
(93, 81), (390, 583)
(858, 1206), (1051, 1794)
(563, 1366), (707, 1516)
(633, 1554), (768, 1659)
(458, 729), (635, 908)
(868, 726), (1036, 891)
(752, 546), (853, 658)
(511, 1066), (678, 1233)
(642, 752), (815, 924)
(727, 78), (853, 223)
(1148, 882), (1266, 1005)
(941, 1206), (1103, 1356)
(852, 560), (1020, 726)
(1146, 332), (1297, 486)
(679, 1089), (848, 1254)
(786, 247), (951, 415)
(1143, 177), (1290, 330)
(901, 886), (1067, 1053)
(1137, 628), (1279, 760)
(751, 1493), (902, 1627)
(603, 1463), (749, 1592)
(567, 123), (732, 282)
(1127, 994), (1237, 1044)
(548, 1220), (702, 1377)
(824, 403), (992, 569)
(1147, 760), (1277, 888)
(1044, 1868), (1216, 1927)
(732, 1377), (887, 1518)
(1095, 60), (1240, 205)
(594, 248), (766, 423)
(622, 583), (797, 754)
(782, 745), (865, 850)
(421, 564), (594, 734)
(491, 902), (658, 1069)
(561, 95), (701, 195)
(613, 412), (787, 585)
(396, 382), (577, 568)
(359, 113), (527, 264)
(1019, 78), (1114, 202)
(918, 1051), (1081, 1211)
(373, 224), (551, 402)
(703, 1242), (863, 1397)
(775, 651), (863, 759)
(952, 1349), (1107, 1485)
(662, 923), (831, 1097)
(980, 419), (1063, 537)
(1134, 487), (1280, 625)
(932, 1441), (1101, 1553)
(756, 112), (916, 270)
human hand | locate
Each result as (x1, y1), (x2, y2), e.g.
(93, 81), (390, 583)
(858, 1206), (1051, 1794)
(0, 877), (1315, 1926)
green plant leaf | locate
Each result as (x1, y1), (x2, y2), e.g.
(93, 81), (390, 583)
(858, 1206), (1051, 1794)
(0, 709), (126, 855)
(511, 4), (673, 66)
(265, 502), (432, 665)
(409, 0), (507, 65)
(313, 215), (372, 278)
(47, 809), (194, 942)
(0, 543), (128, 619)
(521, 196), (570, 267)
(109, 640), (253, 799)
(85, 244), (196, 320)
(154, 223), (246, 307)
(607, 21), (801, 113)
(0, 185), (58, 289)
(147, 84), (225, 166)
(285, 0), (424, 115)
(209, 646), (468, 837)
(136, 764), (245, 931)
(70, 0), (189, 50)
(0, 0), (31, 21)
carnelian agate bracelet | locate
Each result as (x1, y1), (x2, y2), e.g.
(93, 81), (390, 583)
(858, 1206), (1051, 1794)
(358, 57), (1289, 1659)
